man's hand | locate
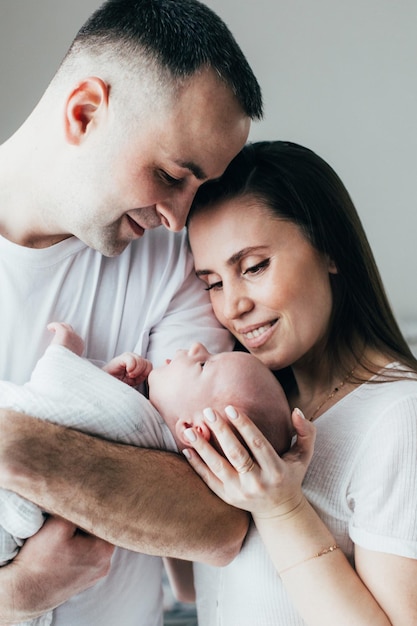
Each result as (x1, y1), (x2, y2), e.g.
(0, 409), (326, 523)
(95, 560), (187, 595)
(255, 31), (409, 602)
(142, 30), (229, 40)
(0, 516), (114, 623)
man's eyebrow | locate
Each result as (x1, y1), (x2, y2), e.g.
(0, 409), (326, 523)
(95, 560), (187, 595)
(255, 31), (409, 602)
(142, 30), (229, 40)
(176, 160), (207, 181)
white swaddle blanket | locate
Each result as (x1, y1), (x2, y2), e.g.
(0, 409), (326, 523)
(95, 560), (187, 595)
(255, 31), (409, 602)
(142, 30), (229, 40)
(0, 344), (176, 626)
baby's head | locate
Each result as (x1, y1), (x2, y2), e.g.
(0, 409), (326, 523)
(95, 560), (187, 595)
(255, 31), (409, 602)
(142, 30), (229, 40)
(148, 343), (292, 453)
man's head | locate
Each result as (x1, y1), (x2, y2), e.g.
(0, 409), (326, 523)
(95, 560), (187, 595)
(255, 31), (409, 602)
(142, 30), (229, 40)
(61, 0), (263, 119)
(148, 343), (292, 453)
(27, 0), (262, 255)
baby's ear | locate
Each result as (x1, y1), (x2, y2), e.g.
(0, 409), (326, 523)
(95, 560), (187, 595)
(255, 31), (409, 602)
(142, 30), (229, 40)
(194, 422), (211, 441)
(195, 411), (215, 442)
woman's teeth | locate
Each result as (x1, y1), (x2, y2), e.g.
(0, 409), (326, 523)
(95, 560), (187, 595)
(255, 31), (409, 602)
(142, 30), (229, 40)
(243, 322), (274, 339)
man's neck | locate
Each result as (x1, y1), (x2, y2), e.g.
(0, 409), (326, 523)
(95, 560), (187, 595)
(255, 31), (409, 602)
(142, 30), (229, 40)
(0, 135), (68, 248)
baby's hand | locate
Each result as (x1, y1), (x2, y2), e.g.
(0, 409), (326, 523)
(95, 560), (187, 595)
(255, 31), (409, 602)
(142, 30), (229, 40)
(103, 353), (153, 386)
(47, 322), (85, 356)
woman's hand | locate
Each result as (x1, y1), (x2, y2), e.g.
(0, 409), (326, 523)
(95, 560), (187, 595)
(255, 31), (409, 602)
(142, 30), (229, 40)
(183, 406), (316, 520)
(183, 407), (398, 626)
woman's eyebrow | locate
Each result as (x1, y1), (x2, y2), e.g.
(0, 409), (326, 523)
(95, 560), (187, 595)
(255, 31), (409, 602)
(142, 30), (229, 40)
(195, 268), (212, 278)
(195, 246), (270, 277)
(228, 246), (270, 266)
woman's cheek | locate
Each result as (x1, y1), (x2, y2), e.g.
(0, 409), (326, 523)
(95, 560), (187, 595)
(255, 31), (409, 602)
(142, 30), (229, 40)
(210, 294), (226, 326)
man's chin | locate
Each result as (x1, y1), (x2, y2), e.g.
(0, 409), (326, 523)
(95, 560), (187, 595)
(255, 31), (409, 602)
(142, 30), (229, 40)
(93, 238), (133, 257)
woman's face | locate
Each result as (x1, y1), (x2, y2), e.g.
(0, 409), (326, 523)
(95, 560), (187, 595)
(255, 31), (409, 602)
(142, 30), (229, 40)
(188, 196), (337, 371)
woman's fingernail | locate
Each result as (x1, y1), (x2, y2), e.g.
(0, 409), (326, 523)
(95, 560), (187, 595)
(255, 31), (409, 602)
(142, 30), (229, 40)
(184, 428), (197, 442)
(225, 405), (238, 419)
(203, 407), (216, 422)
(294, 407), (306, 419)
(182, 449), (192, 460)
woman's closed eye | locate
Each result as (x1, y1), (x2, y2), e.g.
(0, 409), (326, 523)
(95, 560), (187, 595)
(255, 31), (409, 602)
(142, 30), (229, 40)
(242, 258), (270, 276)
(202, 259), (270, 291)
(205, 280), (223, 292)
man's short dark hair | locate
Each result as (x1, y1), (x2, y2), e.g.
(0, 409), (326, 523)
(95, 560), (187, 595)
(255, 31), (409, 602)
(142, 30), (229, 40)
(66, 0), (263, 120)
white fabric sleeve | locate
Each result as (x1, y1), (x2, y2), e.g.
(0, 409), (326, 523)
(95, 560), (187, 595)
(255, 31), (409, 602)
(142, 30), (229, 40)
(348, 394), (417, 558)
(141, 235), (233, 366)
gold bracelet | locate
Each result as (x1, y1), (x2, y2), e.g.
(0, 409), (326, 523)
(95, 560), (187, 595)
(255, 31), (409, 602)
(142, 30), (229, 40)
(279, 544), (340, 575)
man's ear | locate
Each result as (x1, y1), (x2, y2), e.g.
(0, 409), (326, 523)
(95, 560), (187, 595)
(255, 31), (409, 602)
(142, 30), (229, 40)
(64, 77), (109, 145)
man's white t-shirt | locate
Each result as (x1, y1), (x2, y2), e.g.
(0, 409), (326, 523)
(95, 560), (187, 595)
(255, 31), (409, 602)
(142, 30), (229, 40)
(0, 228), (232, 626)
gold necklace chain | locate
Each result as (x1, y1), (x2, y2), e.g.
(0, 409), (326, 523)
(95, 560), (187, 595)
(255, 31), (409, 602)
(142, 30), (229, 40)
(309, 365), (357, 422)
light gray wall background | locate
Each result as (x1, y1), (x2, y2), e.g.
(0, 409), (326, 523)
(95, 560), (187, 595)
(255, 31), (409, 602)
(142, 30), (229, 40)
(1, 1), (416, 330)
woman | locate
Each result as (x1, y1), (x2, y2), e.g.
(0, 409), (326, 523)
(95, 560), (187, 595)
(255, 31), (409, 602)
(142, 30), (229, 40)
(183, 141), (417, 625)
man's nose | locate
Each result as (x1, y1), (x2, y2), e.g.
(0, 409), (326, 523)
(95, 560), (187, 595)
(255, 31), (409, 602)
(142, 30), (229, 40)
(156, 189), (196, 232)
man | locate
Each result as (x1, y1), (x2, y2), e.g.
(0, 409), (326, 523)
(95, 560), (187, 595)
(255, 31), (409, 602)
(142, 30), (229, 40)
(0, 0), (263, 624)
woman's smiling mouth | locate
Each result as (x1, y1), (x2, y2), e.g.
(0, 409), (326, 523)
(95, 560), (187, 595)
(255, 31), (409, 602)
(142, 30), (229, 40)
(238, 320), (278, 347)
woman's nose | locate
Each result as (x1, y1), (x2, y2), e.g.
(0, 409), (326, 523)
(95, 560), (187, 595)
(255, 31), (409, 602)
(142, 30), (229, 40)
(222, 290), (253, 320)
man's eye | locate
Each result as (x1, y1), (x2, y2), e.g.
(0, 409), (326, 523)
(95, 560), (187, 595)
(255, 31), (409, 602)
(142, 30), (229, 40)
(159, 170), (182, 186)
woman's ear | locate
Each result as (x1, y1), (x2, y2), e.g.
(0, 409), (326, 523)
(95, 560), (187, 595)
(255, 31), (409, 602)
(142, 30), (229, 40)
(64, 76), (109, 145)
(328, 257), (338, 274)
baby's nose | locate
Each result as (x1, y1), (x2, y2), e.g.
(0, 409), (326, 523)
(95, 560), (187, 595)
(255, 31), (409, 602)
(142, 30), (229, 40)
(187, 342), (210, 360)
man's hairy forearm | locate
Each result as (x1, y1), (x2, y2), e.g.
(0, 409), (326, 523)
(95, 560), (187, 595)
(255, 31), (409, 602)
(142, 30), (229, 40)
(0, 409), (248, 565)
